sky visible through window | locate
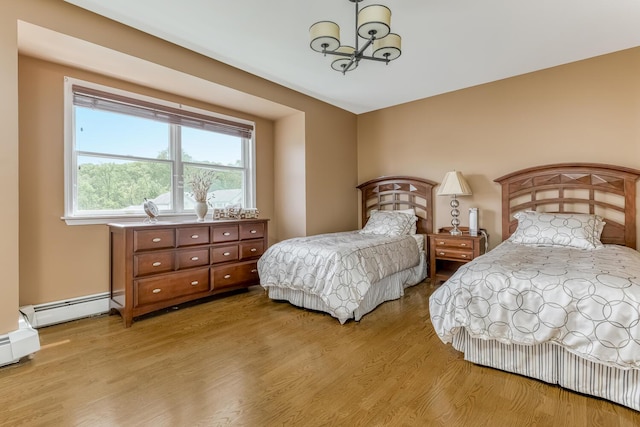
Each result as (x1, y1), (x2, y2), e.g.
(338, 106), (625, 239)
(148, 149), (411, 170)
(75, 108), (242, 166)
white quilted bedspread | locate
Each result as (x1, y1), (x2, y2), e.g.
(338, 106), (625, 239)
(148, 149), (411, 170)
(258, 231), (419, 321)
(429, 241), (640, 369)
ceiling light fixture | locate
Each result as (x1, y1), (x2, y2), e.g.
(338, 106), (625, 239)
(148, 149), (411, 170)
(309, 0), (402, 74)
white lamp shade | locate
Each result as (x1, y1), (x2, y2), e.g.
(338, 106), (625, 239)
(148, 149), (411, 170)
(437, 171), (473, 196)
(372, 33), (401, 61)
(310, 21), (340, 52)
(357, 5), (391, 39)
(331, 46), (358, 72)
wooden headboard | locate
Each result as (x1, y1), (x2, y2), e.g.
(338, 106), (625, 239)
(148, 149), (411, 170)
(494, 163), (640, 248)
(357, 175), (437, 235)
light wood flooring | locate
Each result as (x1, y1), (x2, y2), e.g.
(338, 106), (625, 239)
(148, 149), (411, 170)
(2, 281), (640, 426)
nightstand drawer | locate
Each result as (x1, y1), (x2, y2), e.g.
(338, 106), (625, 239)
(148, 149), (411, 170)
(434, 248), (474, 261)
(434, 237), (474, 249)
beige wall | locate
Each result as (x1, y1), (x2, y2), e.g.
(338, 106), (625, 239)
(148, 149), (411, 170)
(1, 4), (20, 332)
(305, 105), (359, 236)
(1, 0), (357, 334)
(274, 113), (307, 241)
(358, 47), (640, 248)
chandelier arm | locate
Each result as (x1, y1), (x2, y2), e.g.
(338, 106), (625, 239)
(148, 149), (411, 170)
(354, 54), (390, 63)
(354, 37), (374, 58)
(354, 0), (359, 53)
(321, 50), (354, 58)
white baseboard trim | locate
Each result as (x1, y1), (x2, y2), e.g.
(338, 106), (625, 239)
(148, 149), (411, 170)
(20, 292), (110, 328)
(0, 315), (40, 368)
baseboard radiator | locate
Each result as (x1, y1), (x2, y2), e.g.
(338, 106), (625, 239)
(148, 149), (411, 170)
(20, 292), (110, 328)
(0, 314), (40, 368)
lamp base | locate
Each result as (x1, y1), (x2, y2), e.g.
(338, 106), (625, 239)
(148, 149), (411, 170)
(449, 195), (462, 236)
(449, 227), (462, 236)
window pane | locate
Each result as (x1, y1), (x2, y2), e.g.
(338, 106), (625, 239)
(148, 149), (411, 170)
(75, 107), (169, 160)
(183, 166), (243, 210)
(182, 126), (243, 166)
(77, 155), (172, 212)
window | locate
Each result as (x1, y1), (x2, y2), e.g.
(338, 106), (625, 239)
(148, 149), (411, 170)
(63, 78), (255, 224)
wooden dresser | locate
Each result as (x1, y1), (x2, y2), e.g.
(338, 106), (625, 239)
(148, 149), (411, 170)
(109, 219), (268, 327)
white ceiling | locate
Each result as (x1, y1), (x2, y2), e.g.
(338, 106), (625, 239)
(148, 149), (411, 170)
(64, 0), (640, 114)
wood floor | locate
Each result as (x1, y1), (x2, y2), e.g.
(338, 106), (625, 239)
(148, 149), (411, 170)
(2, 281), (639, 426)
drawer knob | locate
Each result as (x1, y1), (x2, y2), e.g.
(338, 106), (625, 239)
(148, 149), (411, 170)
(223, 232), (231, 236)
(152, 238), (162, 243)
(439, 252), (445, 256)
(152, 288), (162, 294)
(438, 241), (444, 245)
(224, 274), (231, 279)
(250, 230), (257, 234)
(223, 252), (231, 256)
(250, 248), (257, 252)
(152, 262), (162, 267)
(461, 254), (468, 258)
(460, 243), (467, 247)
(251, 269), (258, 273)
(191, 234), (199, 239)
(191, 256), (199, 261)
(190, 281), (199, 286)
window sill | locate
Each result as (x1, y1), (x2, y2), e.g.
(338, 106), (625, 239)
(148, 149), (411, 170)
(62, 214), (199, 226)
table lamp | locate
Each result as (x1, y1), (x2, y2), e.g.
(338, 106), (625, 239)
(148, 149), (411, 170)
(437, 170), (472, 235)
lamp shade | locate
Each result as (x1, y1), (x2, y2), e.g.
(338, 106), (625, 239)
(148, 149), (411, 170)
(357, 5), (391, 39)
(437, 171), (472, 196)
(331, 46), (358, 72)
(372, 33), (401, 61)
(310, 21), (340, 52)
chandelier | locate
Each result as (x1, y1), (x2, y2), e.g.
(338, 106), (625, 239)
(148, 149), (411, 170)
(309, 0), (402, 74)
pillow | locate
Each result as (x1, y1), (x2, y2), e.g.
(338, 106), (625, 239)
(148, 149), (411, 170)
(508, 211), (604, 250)
(367, 209), (418, 235)
(360, 210), (417, 236)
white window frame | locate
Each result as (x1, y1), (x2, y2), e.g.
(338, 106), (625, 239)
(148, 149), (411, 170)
(62, 77), (256, 225)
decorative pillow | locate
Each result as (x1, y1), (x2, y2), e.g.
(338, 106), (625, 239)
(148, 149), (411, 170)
(508, 211), (604, 250)
(360, 210), (417, 236)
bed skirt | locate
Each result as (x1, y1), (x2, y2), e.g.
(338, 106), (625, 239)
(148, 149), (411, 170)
(451, 329), (640, 411)
(265, 252), (427, 324)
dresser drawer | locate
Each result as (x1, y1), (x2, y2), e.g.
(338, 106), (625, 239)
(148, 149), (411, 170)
(133, 229), (175, 252)
(434, 248), (474, 261)
(176, 248), (209, 269)
(211, 261), (259, 290)
(240, 241), (264, 259)
(433, 237), (474, 250)
(177, 226), (210, 247)
(211, 245), (239, 264)
(239, 222), (265, 240)
(134, 251), (175, 276)
(212, 225), (239, 243)
(134, 269), (210, 306)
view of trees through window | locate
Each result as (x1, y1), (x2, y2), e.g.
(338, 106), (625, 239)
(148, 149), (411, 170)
(73, 103), (249, 215)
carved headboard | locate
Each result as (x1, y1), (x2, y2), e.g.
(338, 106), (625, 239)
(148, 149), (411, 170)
(357, 175), (437, 235)
(494, 163), (640, 248)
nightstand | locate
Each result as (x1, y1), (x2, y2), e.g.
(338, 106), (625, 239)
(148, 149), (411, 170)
(429, 228), (487, 284)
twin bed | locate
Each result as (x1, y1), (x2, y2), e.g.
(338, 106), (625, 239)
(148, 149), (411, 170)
(258, 176), (435, 324)
(430, 163), (640, 411)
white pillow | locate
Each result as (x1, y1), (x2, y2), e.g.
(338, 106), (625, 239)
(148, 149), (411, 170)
(392, 209), (418, 234)
(508, 211), (604, 250)
(360, 210), (417, 236)
(368, 209), (418, 235)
